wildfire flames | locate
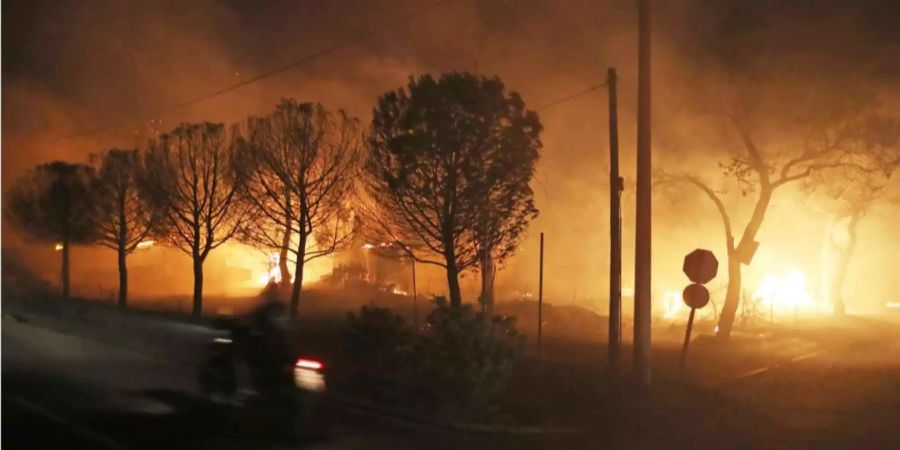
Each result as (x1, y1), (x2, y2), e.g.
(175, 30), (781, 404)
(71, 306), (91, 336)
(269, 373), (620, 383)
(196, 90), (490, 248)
(656, 269), (823, 323)
(255, 252), (293, 286)
(136, 240), (155, 250)
(661, 290), (683, 319)
(752, 270), (816, 310)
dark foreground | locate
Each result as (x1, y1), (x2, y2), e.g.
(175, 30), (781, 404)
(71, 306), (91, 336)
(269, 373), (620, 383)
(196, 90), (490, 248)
(4, 308), (900, 449)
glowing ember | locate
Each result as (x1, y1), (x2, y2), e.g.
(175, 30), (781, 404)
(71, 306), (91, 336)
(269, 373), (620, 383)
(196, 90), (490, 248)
(392, 286), (408, 296)
(256, 272), (275, 286)
(661, 290), (683, 319)
(136, 240), (155, 250)
(254, 252), (292, 286)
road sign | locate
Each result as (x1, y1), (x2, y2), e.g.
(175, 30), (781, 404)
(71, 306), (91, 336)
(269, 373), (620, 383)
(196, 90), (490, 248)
(683, 249), (718, 284)
(682, 283), (710, 309)
(679, 282), (718, 370)
(737, 240), (759, 265)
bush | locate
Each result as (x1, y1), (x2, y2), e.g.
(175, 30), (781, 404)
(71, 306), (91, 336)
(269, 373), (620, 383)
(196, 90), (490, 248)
(339, 305), (418, 398)
(338, 297), (524, 418)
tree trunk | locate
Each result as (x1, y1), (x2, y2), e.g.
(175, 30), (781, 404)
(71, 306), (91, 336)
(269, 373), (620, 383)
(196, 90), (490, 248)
(480, 250), (495, 316)
(717, 189), (772, 340)
(831, 212), (860, 316)
(279, 230), (291, 286)
(717, 252), (742, 339)
(279, 192), (292, 286)
(117, 246), (128, 307)
(289, 231), (308, 319)
(441, 242), (462, 307)
(446, 266), (462, 308)
(192, 257), (204, 319)
(117, 188), (128, 307)
(61, 237), (71, 299)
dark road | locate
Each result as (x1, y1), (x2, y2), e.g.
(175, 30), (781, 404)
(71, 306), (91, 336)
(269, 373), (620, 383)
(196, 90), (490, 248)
(5, 313), (900, 450)
(0, 316), (543, 450)
(2, 316), (224, 449)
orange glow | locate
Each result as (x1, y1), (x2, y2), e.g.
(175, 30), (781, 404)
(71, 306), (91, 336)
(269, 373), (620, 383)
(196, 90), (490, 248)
(751, 270), (827, 317)
(136, 240), (155, 250)
(661, 290), (683, 319)
(392, 286), (408, 296)
(54, 243), (64, 251)
(254, 252), (290, 286)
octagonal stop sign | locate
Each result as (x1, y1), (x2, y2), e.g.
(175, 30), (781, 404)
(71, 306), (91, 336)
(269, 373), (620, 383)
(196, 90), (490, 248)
(683, 249), (718, 284)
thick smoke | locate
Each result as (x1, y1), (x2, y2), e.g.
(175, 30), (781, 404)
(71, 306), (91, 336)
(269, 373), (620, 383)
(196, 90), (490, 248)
(3, 0), (898, 313)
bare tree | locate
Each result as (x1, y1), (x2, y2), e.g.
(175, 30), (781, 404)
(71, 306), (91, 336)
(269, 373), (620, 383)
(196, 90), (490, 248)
(658, 109), (861, 339)
(91, 148), (157, 307)
(236, 100), (361, 318)
(367, 73), (541, 308)
(144, 123), (248, 319)
(818, 116), (900, 314)
(6, 162), (97, 299)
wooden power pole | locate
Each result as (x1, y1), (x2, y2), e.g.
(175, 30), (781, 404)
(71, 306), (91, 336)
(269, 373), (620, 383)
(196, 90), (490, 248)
(633, 0), (653, 387)
(607, 67), (623, 375)
(538, 232), (544, 361)
(411, 257), (418, 334)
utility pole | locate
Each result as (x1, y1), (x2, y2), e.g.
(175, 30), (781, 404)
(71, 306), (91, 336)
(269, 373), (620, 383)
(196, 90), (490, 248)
(607, 67), (623, 376)
(538, 232), (544, 361)
(633, 0), (653, 387)
(411, 257), (419, 335)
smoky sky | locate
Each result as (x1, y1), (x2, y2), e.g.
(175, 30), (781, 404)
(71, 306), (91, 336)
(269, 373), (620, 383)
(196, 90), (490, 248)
(3, 0), (899, 307)
(4, 0), (897, 133)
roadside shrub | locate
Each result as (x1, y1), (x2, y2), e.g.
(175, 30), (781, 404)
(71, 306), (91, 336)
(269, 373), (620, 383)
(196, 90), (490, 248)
(339, 305), (417, 397)
(338, 297), (524, 418)
(418, 297), (525, 415)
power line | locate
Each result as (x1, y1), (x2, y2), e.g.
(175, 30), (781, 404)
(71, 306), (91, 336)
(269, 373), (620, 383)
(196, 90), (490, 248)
(58, 0), (458, 141)
(56, 0), (605, 142)
(535, 81), (606, 111)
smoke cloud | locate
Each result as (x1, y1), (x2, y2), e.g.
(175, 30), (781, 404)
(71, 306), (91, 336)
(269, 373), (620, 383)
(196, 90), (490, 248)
(3, 0), (898, 313)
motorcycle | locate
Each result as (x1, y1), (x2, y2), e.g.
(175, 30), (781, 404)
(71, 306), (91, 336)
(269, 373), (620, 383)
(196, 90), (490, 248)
(198, 317), (326, 435)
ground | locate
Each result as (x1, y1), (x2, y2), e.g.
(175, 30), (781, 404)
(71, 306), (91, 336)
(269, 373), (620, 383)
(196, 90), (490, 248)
(4, 295), (900, 449)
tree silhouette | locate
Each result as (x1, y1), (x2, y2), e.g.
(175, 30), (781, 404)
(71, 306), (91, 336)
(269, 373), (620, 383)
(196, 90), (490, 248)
(235, 100), (361, 318)
(90, 148), (157, 308)
(817, 116), (900, 315)
(144, 123), (248, 318)
(367, 73), (542, 308)
(658, 105), (866, 339)
(7, 162), (97, 299)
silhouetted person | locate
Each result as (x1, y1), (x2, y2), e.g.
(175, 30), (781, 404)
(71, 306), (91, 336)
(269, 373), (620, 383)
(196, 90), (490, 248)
(245, 281), (293, 399)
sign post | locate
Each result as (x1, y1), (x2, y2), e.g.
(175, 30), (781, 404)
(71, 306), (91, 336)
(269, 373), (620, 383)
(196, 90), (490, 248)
(680, 249), (718, 370)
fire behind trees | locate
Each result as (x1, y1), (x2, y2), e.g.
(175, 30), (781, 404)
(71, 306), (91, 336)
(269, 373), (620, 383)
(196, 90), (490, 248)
(658, 108), (900, 339)
(90, 148), (158, 308)
(6, 162), (97, 299)
(4, 72), (542, 322)
(235, 99), (362, 319)
(143, 123), (251, 319)
(365, 73), (542, 309)
(814, 117), (900, 315)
